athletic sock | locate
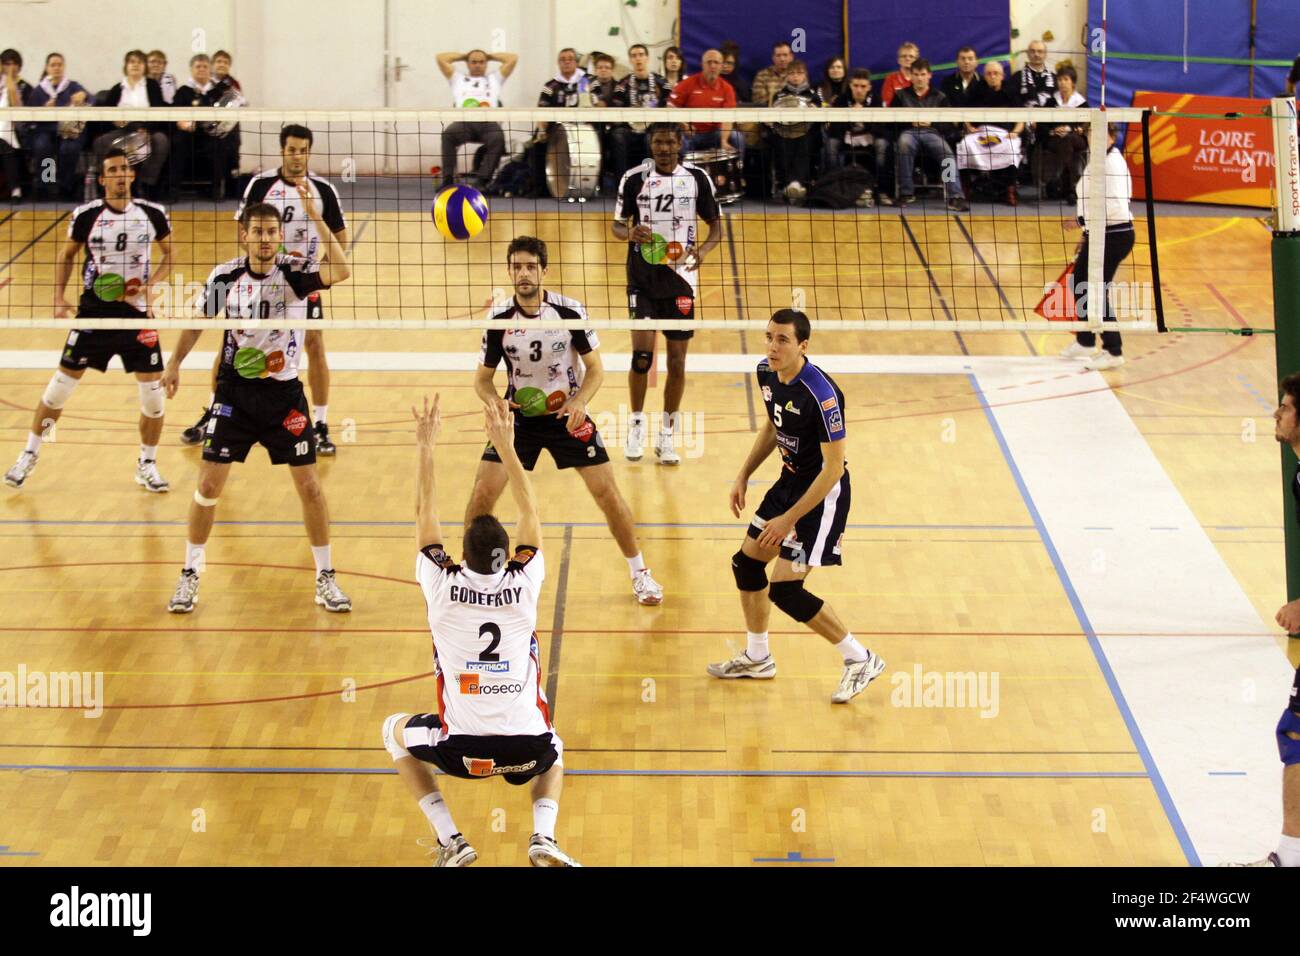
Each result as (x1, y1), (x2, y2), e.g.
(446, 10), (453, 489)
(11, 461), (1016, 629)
(532, 798), (559, 840)
(183, 540), (205, 574)
(313, 405), (328, 425)
(24, 432), (41, 455)
(140, 444), (158, 462)
(418, 792), (458, 846)
(661, 411), (677, 434)
(626, 552), (647, 576)
(311, 545), (333, 576)
(629, 411), (645, 426)
(1278, 834), (1300, 867)
(835, 633), (869, 663)
(746, 631), (770, 662)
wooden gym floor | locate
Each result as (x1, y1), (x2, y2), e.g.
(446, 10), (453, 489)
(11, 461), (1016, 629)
(0, 206), (1291, 866)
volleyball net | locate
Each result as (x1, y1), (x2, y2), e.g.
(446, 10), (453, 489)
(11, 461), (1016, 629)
(0, 105), (1166, 332)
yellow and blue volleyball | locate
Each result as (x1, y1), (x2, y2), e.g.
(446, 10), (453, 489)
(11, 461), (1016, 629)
(432, 184), (489, 241)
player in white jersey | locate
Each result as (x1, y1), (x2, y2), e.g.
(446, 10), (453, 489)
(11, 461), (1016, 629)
(182, 125), (347, 455)
(159, 194), (353, 615)
(383, 397), (578, 867)
(612, 123), (721, 464)
(468, 235), (665, 606)
(4, 149), (174, 493)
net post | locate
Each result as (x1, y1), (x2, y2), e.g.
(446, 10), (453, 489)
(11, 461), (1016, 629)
(1270, 95), (1300, 630)
(1085, 109), (1109, 334)
(1140, 109), (1167, 332)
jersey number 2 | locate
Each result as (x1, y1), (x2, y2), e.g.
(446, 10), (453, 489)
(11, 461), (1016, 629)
(478, 622), (501, 662)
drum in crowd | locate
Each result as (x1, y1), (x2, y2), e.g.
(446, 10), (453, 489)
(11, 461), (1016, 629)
(203, 88), (246, 138)
(546, 121), (601, 201)
(107, 127), (151, 167)
(684, 149), (743, 204)
(766, 93), (812, 140)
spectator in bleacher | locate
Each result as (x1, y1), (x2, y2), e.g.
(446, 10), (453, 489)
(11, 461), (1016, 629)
(818, 56), (848, 105)
(26, 53), (90, 201)
(958, 60), (1023, 205)
(436, 47), (516, 190)
(212, 51), (242, 93)
(880, 42), (919, 106)
(590, 53), (619, 106)
(940, 46), (985, 108)
(0, 50), (33, 201)
(766, 58), (822, 202)
(170, 53), (239, 200)
(1038, 63), (1088, 201)
(609, 44), (671, 182)
(751, 41), (792, 108)
(720, 46), (751, 103)
(94, 50), (172, 201)
(823, 68), (874, 179)
(662, 46), (685, 89)
(146, 50), (176, 104)
(1017, 40), (1056, 106)
(891, 58), (967, 210)
(668, 49), (743, 158)
(539, 47), (586, 109)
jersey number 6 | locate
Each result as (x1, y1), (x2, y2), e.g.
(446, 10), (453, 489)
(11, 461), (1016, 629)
(478, 622), (501, 662)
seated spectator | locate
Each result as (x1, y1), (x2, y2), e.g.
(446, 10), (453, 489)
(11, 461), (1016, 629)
(146, 50), (177, 104)
(751, 41), (792, 108)
(720, 46), (750, 103)
(0, 49), (33, 200)
(528, 48), (588, 195)
(668, 49), (743, 158)
(824, 68), (875, 182)
(435, 47), (517, 190)
(26, 53), (90, 201)
(170, 54), (240, 200)
(609, 43), (671, 182)
(590, 53), (618, 105)
(880, 42), (918, 106)
(1037, 63), (1088, 200)
(1017, 40), (1056, 106)
(212, 50), (242, 93)
(940, 46), (985, 109)
(957, 60), (1023, 205)
(765, 59), (822, 201)
(818, 56), (847, 104)
(890, 58), (967, 210)
(662, 46), (685, 88)
(93, 50), (171, 201)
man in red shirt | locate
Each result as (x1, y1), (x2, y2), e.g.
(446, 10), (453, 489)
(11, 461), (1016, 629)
(668, 49), (744, 158)
(879, 41), (918, 106)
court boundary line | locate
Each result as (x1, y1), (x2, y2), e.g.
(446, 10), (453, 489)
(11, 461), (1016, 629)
(545, 524), (573, 717)
(968, 371), (1200, 866)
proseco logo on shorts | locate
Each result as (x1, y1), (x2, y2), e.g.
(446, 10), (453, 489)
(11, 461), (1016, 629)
(457, 673), (524, 695)
(462, 756), (539, 777)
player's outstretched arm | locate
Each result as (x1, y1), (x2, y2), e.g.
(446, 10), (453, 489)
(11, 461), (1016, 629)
(413, 394), (444, 550)
(162, 329), (203, 398)
(485, 402), (542, 549)
(296, 180), (351, 286)
(557, 348), (603, 432)
(52, 239), (79, 318)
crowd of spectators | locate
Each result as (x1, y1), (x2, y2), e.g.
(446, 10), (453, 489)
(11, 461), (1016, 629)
(0, 45), (245, 203)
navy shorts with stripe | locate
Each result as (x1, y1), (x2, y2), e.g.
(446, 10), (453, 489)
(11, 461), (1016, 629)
(403, 713), (561, 785)
(746, 469), (851, 567)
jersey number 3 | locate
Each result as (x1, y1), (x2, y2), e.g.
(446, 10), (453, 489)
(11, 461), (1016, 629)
(478, 622), (501, 662)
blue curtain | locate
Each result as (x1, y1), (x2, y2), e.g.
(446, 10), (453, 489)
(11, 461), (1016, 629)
(846, 0), (1009, 77)
(680, 0), (845, 90)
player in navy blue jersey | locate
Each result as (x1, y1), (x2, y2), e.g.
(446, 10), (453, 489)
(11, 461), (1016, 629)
(707, 310), (885, 704)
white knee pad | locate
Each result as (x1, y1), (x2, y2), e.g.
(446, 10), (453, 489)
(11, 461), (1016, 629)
(382, 713), (412, 760)
(139, 379), (165, 419)
(193, 490), (220, 507)
(41, 370), (80, 411)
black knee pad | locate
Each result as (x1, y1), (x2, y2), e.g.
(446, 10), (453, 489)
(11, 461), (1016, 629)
(769, 579), (824, 623)
(731, 550), (768, 592)
(631, 350), (654, 374)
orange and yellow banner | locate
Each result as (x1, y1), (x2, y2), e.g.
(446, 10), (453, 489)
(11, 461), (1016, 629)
(1125, 91), (1276, 208)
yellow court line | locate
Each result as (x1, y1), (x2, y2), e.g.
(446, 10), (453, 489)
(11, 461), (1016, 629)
(1118, 388), (1264, 418)
(0, 670), (1096, 681)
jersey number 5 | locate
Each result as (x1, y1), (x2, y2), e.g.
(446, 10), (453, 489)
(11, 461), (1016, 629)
(478, 622), (501, 662)
(772, 403), (782, 427)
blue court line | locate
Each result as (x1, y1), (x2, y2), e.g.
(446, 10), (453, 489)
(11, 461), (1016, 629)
(0, 519), (1036, 531)
(0, 763), (1148, 779)
(1208, 771), (1247, 776)
(968, 373), (1201, 867)
(753, 851), (835, 863)
(0, 846), (39, 857)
